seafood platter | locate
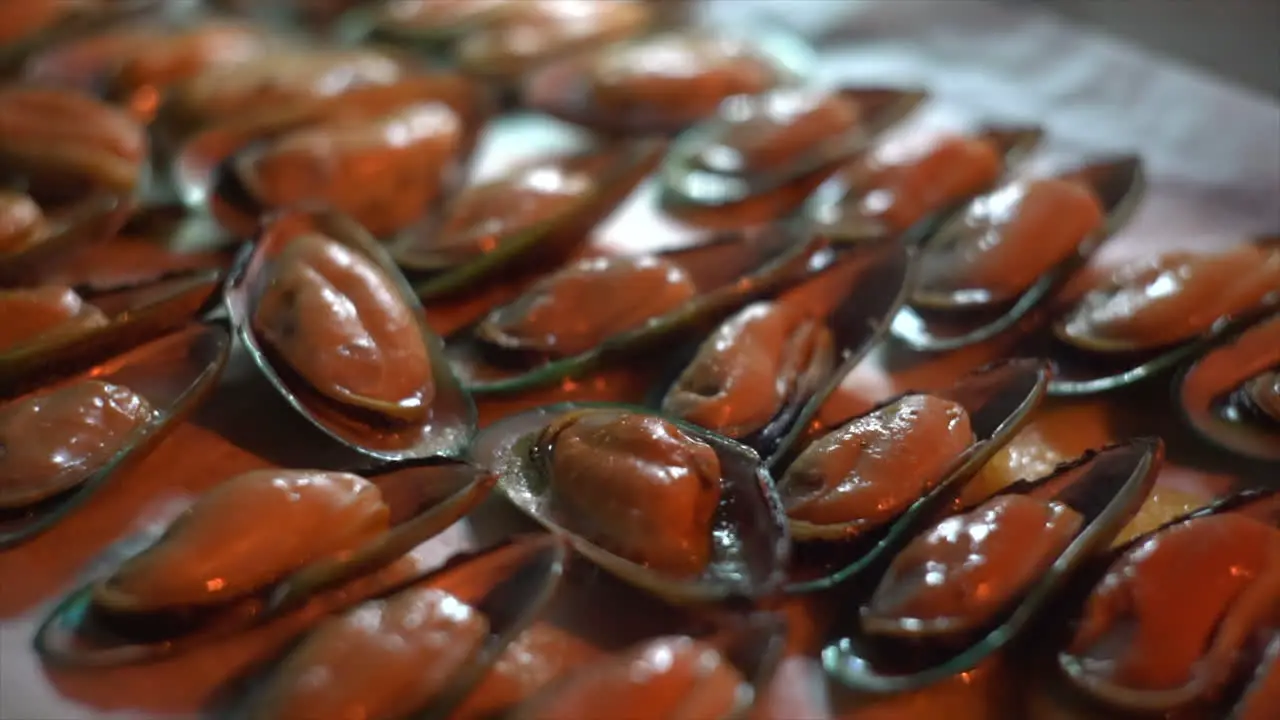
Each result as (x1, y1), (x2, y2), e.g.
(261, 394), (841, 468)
(0, 1), (1276, 718)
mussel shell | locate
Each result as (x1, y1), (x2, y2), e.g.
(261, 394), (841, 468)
(659, 86), (930, 219)
(780, 358), (1052, 592)
(401, 138), (666, 299)
(822, 438), (1162, 694)
(1176, 309), (1280, 461)
(0, 0), (161, 77)
(0, 268), (222, 398)
(450, 223), (844, 397)
(471, 402), (790, 603)
(0, 191), (133, 285)
(891, 155), (1146, 353)
(521, 27), (817, 137)
(0, 320), (230, 549)
(35, 460), (495, 667)
(233, 533), (569, 720)
(224, 206), (477, 462)
(1056, 487), (1280, 713)
(338, 0), (514, 51)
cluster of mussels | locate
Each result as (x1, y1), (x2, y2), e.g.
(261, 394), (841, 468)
(1, 1), (1277, 719)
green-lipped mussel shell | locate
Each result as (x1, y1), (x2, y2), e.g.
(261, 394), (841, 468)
(779, 358), (1052, 593)
(822, 438), (1162, 694)
(1055, 487), (1280, 714)
(471, 402), (790, 604)
(1176, 309), (1280, 461)
(0, 268), (222, 399)
(891, 154), (1145, 353)
(400, 138), (666, 300)
(0, 191), (133, 285)
(0, 320), (229, 549)
(521, 26), (817, 137)
(34, 459), (495, 667)
(449, 223), (845, 398)
(229, 533), (569, 720)
(337, 0), (514, 52)
(650, 237), (914, 463)
(659, 86), (929, 218)
(225, 206), (477, 462)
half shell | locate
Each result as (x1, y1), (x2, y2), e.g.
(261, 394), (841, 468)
(35, 459), (494, 667)
(892, 155), (1145, 352)
(0, 320), (229, 549)
(471, 402), (790, 603)
(822, 438), (1162, 694)
(224, 206), (476, 461)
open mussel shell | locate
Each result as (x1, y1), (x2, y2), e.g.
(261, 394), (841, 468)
(650, 237), (913, 462)
(0, 320), (229, 549)
(780, 358), (1052, 593)
(1055, 487), (1280, 714)
(35, 460), (495, 667)
(230, 533), (568, 720)
(451, 223), (842, 397)
(521, 26), (818, 137)
(471, 402), (790, 604)
(821, 438), (1162, 694)
(224, 206), (477, 461)
(0, 190), (133, 285)
(659, 86), (929, 219)
(0, 0), (161, 76)
(0, 268), (222, 398)
(804, 124), (1047, 246)
(508, 611), (788, 720)
(400, 138), (666, 300)
(1176, 309), (1280, 461)
(174, 72), (489, 239)
(892, 155), (1146, 353)
(337, 0), (512, 52)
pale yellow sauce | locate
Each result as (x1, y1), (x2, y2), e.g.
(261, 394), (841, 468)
(254, 233), (434, 423)
(0, 285), (107, 353)
(251, 587), (489, 720)
(780, 395), (974, 532)
(542, 411), (721, 577)
(662, 300), (835, 439)
(97, 469), (389, 612)
(0, 380), (151, 508)
(0, 190), (46, 254)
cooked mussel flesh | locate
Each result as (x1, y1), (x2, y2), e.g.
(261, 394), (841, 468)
(0, 85), (146, 198)
(778, 395), (975, 538)
(530, 410), (721, 577)
(914, 176), (1106, 307)
(1057, 244), (1280, 352)
(0, 379), (152, 509)
(233, 101), (462, 237)
(862, 493), (1083, 637)
(0, 190), (46, 254)
(1060, 512), (1280, 708)
(662, 300), (835, 441)
(477, 255), (699, 359)
(93, 468), (390, 615)
(248, 586), (489, 720)
(0, 285), (108, 353)
(253, 231), (434, 424)
(513, 635), (748, 720)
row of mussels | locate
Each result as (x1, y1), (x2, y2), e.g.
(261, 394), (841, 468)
(0, 1), (1276, 719)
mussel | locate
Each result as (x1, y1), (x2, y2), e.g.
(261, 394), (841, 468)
(776, 359), (1051, 591)
(397, 139), (665, 301)
(0, 270), (222, 398)
(659, 86), (928, 228)
(1178, 309), (1280, 461)
(892, 155), (1146, 352)
(239, 534), (567, 720)
(343, 0), (518, 50)
(1232, 633), (1280, 720)
(1057, 488), (1280, 714)
(225, 206), (476, 461)
(806, 125), (1045, 244)
(656, 237), (912, 461)
(823, 438), (1162, 693)
(1043, 241), (1280, 396)
(449, 224), (838, 397)
(523, 27), (816, 137)
(472, 403), (789, 603)
(36, 459), (494, 666)
(0, 321), (229, 548)
(0, 0), (153, 75)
